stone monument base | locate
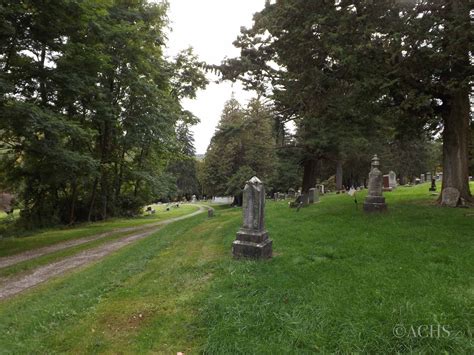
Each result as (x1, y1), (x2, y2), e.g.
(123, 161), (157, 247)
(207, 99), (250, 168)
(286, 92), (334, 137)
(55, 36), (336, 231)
(363, 196), (387, 212)
(232, 229), (272, 258)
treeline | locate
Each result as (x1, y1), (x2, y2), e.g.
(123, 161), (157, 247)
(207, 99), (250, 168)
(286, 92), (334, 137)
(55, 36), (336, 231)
(200, 98), (300, 204)
(0, 0), (206, 227)
(202, 96), (441, 203)
(218, 0), (472, 203)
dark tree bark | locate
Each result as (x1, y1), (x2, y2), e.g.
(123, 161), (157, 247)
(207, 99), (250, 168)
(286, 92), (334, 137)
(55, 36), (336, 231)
(69, 180), (78, 225)
(440, 88), (472, 203)
(232, 193), (243, 207)
(336, 160), (343, 191)
(438, 0), (472, 204)
(87, 178), (98, 222)
(301, 157), (317, 193)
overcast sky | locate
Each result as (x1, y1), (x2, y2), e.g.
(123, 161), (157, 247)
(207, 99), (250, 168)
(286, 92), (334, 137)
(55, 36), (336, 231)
(164, 0), (267, 154)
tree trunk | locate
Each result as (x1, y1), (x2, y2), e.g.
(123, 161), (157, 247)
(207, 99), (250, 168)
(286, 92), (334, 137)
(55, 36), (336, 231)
(440, 88), (472, 203)
(336, 160), (343, 191)
(88, 178), (98, 222)
(69, 180), (78, 225)
(232, 193), (243, 207)
(301, 157), (317, 193)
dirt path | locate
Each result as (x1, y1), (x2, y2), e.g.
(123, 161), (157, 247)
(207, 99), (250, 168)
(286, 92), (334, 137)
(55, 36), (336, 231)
(0, 206), (202, 270)
(0, 206), (206, 300)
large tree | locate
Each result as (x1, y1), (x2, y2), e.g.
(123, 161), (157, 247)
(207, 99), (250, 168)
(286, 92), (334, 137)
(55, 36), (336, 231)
(220, 0), (398, 193)
(0, 0), (207, 227)
(202, 98), (276, 204)
(219, 0), (471, 203)
(394, 0), (472, 202)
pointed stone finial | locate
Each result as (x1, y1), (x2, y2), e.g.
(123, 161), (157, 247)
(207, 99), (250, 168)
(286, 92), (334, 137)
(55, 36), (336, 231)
(363, 154), (388, 212)
(248, 176), (262, 184)
(371, 154), (380, 168)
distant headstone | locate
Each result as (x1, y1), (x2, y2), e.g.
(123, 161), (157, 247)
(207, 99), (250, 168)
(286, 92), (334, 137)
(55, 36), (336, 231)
(316, 184), (325, 195)
(232, 176), (273, 259)
(438, 173), (443, 181)
(441, 187), (460, 207)
(429, 178), (437, 192)
(213, 196), (233, 204)
(208, 208), (214, 218)
(426, 172), (432, 182)
(0, 192), (14, 213)
(363, 155), (387, 213)
(191, 194), (197, 203)
(288, 188), (296, 198)
(314, 188), (320, 203)
(415, 178), (421, 185)
(383, 175), (392, 192)
(420, 174), (425, 183)
(308, 188), (316, 204)
(388, 171), (397, 189)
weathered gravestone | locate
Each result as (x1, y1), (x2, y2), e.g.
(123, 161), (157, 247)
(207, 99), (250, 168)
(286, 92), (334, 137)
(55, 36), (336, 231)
(363, 155), (388, 212)
(441, 187), (460, 207)
(388, 171), (397, 189)
(0, 193), (14, 213)
(308, 188), (317, 204)
(429, 178), (437, 192)
(383, 175), (392, 192)
(208, 208), (214, 218)
(288, 188), (296, 198)
(232, 176), (273, 259)
(426, 172), (432, 182)
(420, 174), (425, 183)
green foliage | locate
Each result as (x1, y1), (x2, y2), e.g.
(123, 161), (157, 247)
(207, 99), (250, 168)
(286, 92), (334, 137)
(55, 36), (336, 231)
(201, 98), (277, 199)
(218, 0), (471, 197)
(0, 0), (207, 227)
(166, 122), (201, 200)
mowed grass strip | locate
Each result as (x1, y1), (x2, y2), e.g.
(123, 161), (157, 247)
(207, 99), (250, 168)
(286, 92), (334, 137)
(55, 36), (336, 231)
(0, 204), (198, 258)
(0, 211), (231, 353)
(0, 184), (472, 353)
(0, 226), (159, 279)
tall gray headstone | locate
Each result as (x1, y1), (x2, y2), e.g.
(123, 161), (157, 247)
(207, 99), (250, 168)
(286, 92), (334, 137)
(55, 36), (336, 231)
(308, 188), (316, 204)
(232, 176), (273, 259)
(426, 172), (432, 182)
(388, 171), (397, 189)
(288, 188), (296, 198)
(363, 155), (388, 212)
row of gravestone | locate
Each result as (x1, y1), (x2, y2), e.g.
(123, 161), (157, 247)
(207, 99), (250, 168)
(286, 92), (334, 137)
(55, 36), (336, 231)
(232, 157), (386, 259)
(273, 185), (326, 201)
(231, 155), (404, 258)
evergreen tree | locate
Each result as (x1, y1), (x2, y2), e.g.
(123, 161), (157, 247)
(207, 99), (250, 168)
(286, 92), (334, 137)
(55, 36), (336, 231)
(202, 98), (276, 205)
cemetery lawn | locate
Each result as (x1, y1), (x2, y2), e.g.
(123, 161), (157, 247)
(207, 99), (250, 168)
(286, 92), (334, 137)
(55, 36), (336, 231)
(0, 184), (472, 353)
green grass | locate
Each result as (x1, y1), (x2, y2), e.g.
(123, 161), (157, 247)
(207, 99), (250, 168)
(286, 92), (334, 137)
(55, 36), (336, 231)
(0, 204), (198, 258)
(0, 226), (156, 279)
(0, 184), (472, 353)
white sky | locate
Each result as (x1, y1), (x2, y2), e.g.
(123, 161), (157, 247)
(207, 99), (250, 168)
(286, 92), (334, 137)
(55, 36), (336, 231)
(164, 0), (267, 154)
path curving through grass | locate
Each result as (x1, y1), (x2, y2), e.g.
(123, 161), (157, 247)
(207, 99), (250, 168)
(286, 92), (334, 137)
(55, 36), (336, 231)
(0, 205), (207, 300)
